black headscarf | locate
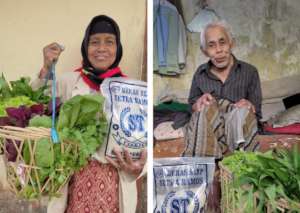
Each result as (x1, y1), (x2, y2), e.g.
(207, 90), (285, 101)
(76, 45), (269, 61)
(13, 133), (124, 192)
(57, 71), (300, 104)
(81, 15), (123, 78)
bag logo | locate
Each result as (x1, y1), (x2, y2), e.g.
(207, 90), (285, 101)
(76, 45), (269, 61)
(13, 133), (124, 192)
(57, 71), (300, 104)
(161, 191), (201, 213)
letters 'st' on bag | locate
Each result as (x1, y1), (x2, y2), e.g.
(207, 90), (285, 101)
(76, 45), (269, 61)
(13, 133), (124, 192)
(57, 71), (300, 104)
(153, 157), (215, 213)
(101, 77), (147, 160)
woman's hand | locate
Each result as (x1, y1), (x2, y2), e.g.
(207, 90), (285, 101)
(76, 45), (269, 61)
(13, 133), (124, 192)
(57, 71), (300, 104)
(39, 42), (64, 78)
(106, 148), (147, 178)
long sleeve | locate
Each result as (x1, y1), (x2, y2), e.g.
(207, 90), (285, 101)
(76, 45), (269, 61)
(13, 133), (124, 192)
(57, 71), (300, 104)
(188, 71), (203, 106)
(31, 71), (83, 103)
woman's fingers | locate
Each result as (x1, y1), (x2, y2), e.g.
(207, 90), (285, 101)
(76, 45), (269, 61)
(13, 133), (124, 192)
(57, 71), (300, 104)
(112, 148), (125, 167)
(123, 148), (133, 165)
(105, 156), (120, 169)
(107, 148), (147, 177)
(43, 42), (64, 69)
(139, 149), (147, 165)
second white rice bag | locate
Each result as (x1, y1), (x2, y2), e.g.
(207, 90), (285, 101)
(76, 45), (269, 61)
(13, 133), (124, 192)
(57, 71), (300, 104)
(153, 157), (215, 213)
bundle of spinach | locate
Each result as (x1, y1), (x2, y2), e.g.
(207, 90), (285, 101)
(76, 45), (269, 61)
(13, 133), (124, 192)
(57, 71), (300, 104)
(56, 94), (107, 168)
(222, 147), (300, 212)
(20, 94), (107, 199)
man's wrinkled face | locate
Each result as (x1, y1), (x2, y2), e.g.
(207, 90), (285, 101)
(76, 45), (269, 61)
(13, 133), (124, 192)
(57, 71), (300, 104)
(202, 26), (233, 70)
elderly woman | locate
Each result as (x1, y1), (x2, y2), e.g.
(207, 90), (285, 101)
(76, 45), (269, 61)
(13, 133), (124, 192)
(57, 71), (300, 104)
(35, 15), (146, 213)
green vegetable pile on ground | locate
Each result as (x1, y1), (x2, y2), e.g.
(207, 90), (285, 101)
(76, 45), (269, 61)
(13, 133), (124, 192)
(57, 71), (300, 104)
(20, 94), (107, 199)
(222, 147), (300, 212)
(222, 151), (259, 179)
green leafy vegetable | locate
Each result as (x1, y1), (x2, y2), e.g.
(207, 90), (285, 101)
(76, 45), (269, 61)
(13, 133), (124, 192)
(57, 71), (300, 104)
(20, 94), (107, 199)
(29, 115), (52, 128)
(0, 73), (12, 100)
(57, 94), (107, 167)
(10, 77), (50, 104)
(222, 146), (300, 212)
(0, 73), (50, 104)
(34, 138), (54, 168)
(0, 96), (36, 116)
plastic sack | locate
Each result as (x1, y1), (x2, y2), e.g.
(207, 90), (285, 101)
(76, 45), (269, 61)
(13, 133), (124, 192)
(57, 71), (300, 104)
(101, 77), (147, 160)
(153, 157), (215, 213)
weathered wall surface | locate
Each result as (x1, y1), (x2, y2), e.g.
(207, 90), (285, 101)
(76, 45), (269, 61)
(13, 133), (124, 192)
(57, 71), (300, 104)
(154, 0), (300, 103)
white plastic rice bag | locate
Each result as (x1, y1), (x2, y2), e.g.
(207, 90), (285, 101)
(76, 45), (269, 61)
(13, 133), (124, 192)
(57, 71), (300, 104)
(101, 77), (147, 160)
(153, 157), (215, 213)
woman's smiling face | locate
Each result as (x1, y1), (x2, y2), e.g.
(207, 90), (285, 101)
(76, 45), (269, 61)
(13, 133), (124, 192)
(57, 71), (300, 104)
(87, 33), (117, 70)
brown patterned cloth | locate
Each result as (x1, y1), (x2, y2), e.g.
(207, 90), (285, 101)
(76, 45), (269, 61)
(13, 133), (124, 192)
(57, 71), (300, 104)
(66, 160), (119, 213)
(183, 99), (258, 159)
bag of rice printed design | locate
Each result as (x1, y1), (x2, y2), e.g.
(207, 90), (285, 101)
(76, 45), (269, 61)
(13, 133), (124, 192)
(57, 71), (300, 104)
(101, 77), (147, 160)
(153, 157), (215, 213)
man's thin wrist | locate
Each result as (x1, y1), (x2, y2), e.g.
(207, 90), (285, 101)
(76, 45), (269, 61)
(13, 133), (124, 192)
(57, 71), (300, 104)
(192, 103), (198, 112)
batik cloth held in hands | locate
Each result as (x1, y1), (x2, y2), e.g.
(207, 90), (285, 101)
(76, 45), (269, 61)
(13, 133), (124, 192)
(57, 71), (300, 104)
(101, 77), (147, 160)
(153, 157), (215, 213)
(183, 99), (258, 159)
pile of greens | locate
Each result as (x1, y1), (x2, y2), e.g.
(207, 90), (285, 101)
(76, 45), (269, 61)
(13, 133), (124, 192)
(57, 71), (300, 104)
(0, 73), (51, 123)
(0, 74), (59, 163)
(0, 74), (50, 104)
(0, 74), (107, 198)
(20, 94), (107, 199)
(222, 148), (300, 212)
(0, 96), (36, 116)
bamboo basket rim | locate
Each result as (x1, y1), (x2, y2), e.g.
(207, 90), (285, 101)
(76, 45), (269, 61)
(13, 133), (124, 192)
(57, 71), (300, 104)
(0, 126), (50, 137)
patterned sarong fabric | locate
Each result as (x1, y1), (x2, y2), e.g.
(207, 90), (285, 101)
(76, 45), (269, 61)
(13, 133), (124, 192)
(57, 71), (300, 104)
(66, 160), (119, 213)
(183, 99), (258, 159)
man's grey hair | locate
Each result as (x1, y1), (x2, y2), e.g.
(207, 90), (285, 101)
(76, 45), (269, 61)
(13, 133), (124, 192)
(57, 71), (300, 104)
(200, 20), (234, 49)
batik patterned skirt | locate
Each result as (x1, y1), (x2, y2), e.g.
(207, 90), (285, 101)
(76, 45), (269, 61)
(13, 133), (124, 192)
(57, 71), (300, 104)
(66, 160), (119, 213)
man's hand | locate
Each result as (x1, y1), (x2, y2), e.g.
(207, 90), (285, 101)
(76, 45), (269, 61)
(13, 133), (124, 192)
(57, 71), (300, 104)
(192, 93), (215, 112)
(39, 42), (64, 78)
(234, 99), (256, 113)
(106, 148), (147, 177)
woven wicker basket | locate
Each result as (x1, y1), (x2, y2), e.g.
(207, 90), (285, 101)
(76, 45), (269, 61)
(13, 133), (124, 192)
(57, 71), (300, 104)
(219, 162), (300, 213)
(0, 126), (78, 199)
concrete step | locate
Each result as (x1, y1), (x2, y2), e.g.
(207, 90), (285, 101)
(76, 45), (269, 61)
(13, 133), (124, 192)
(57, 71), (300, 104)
(0, 187), (46, 213)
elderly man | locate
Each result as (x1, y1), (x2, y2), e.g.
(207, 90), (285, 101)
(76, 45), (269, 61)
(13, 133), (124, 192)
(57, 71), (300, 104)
(183, 21), (262, 159)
